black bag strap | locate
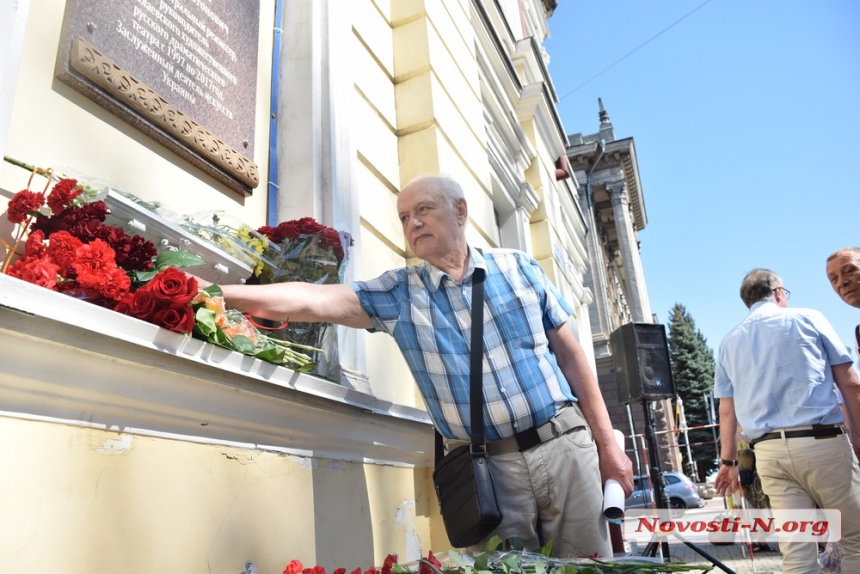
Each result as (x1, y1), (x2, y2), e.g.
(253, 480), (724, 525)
(434, 266), (486, 464)
(469, 267), (486, 448)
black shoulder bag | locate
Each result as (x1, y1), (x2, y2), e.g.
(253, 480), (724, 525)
(432, 267), (503, 547)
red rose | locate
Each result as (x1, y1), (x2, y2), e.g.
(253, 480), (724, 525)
(152, 304), (195, 334)
(125, 288), (158, 320)
(419, 552), (441, 574)
(6, 189), (45, 224)
(46, 178), (81, 215)
(295, 217), (326, 235)
(113, 292), (134, 315)
(273, 221), (301, 242)
(257, 225), (276, 241)
(147, 267), (198, 305)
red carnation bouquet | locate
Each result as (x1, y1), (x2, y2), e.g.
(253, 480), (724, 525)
(3, 169), (157, 309)
(1, 162), (318, 370)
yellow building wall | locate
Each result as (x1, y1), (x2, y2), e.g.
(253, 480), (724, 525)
(0, 416), (432, 574)
(0, 0), (588, 570)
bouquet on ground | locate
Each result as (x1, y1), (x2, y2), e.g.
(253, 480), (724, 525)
(281, 537), (709, 574)
(252, 217), (354, 364)
(1, 163), (318, 370)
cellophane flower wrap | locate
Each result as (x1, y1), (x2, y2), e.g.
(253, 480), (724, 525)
(1, 162), (318, 370)
(254, 217), (353, 375)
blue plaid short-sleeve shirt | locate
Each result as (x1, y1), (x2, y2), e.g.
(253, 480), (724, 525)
(351, 247), (576, 440)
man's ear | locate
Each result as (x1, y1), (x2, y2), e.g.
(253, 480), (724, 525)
(456, 198), (468, 224)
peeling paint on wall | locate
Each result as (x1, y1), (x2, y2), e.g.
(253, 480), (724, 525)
(221, 451), (257, 464)
(396, 499), (423, 561)
(94, 433), (133, 455)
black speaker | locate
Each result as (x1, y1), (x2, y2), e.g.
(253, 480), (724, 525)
(610, 322), (675, 404)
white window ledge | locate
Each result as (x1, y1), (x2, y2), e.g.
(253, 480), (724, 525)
(0, 273), (433, 466)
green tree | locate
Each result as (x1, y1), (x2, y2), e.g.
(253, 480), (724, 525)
(667, 303), (717, 480)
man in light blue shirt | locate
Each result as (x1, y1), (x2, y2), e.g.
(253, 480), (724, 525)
(713, 268), (860, 573)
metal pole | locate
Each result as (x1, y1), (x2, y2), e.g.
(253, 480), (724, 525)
(626, 403), (643, 477)
(678, 397), (697, 480)
(707, 392), (720, 464)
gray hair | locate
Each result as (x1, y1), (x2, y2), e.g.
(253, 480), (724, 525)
(740, 268), (782, 308)
(403, 174), (464, 207)
(827, 247), (860, 263)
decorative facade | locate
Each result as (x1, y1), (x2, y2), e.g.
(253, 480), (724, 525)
(0, 1), (605, 572)
(567, 101), (681, 474)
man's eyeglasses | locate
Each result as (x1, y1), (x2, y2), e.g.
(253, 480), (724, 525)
(775, 286), (791, 300)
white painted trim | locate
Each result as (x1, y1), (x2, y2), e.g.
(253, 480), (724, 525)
(0, 273), (433, 466)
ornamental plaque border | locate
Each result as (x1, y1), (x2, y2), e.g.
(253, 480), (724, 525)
(55, 0), (263, 199)
(65, 36), (259, 194)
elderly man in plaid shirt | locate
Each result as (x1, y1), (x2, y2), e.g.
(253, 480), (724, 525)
(215, 175), (632, 557)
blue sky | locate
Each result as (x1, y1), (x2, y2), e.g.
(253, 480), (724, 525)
(545, 0), (860, 356)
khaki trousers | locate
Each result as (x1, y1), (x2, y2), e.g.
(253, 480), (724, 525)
(754, 432), (860, 573)
(477, 423), (611, 559)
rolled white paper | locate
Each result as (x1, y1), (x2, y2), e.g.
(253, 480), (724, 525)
(603, 429), (627, 523)
(603, 479), (625, 523)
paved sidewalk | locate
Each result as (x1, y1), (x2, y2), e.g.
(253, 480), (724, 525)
(620, 496), (784, 573)
(665, 540), (782, 574)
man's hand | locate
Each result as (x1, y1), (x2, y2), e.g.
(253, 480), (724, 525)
(599, 442), (634, 496)
(714, 465), (739, 497)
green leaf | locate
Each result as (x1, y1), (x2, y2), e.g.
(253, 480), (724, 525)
(447, 551), (468, 568)
(203, 284), (223, 297)
(473, 554), (490, 572)
(131, 269), (157, 283)
(500, 555), (520, 574)
(153, 249), (205, 270)
(255, 345), (286, 363)
(230, 335), (256, 354)
(483, 535), (504, 552)
(537, 540), (553, 557)
(504, 537), (525, 552)
(194, 308), (218, 337)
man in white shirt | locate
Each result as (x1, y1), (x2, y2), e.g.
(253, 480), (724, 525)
(713, 268), (860, 573)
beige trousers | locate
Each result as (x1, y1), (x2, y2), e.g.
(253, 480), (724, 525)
(754, 432), (860, 574)
(477, 423), (611, 559)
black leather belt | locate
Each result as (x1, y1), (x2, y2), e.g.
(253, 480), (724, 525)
(749, 424), (843, 447)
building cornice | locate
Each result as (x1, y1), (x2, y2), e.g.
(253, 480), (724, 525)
(0, 274), (433, 467)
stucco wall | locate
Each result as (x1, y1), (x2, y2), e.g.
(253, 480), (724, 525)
(0, 416), (433, 574)
(0, 0), (600, 570)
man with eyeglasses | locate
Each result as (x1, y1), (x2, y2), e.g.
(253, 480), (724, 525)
(712, 268), (860, 573)
(827, 247), (860, 354)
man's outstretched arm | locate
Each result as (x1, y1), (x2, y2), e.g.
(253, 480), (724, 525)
(212, 281), (374, 329)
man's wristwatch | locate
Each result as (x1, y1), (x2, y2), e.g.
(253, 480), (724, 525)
(720, 459), (738, 466)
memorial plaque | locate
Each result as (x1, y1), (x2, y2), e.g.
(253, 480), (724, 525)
(55, 0), (261, 196)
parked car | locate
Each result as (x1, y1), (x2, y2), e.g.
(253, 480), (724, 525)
(625, 471), (706, 511)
